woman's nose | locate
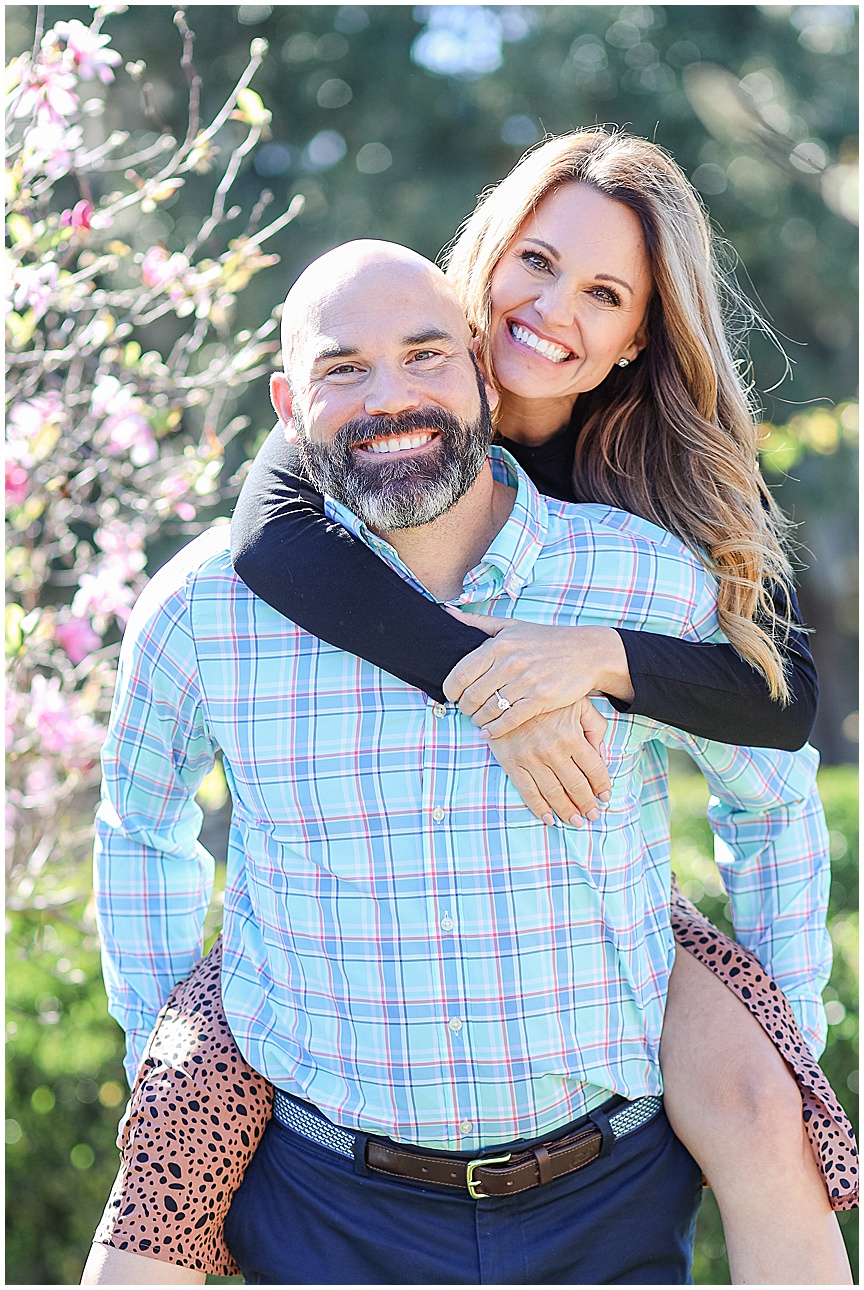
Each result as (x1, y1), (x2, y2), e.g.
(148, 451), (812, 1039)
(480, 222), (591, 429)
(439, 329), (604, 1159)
(535, 281), (578, 330)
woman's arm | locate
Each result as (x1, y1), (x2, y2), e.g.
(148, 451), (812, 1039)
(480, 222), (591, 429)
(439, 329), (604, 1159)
(614, 588), (818, 750)
(231, 425), (489, 702)
(442, 587), (817, 752)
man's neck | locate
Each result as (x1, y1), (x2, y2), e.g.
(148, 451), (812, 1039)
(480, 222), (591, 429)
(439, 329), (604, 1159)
(374, 463), (516, 602)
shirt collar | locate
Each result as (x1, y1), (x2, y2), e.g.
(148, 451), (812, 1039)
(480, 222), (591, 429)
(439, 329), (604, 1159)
(323, 445), (549, 607)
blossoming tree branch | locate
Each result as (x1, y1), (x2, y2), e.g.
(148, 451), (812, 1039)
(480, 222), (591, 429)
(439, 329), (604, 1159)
(6, 4), (301, 910)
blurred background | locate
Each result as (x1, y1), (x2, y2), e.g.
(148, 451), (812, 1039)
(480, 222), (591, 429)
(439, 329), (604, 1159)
(5, 5), (857, 1284)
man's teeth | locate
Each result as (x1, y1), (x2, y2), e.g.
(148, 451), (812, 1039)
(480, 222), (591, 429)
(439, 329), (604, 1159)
(361, 432), (435, 455)
(509, 323), (572, 363)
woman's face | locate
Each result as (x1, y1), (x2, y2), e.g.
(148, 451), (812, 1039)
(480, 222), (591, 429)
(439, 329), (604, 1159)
(487, 183), (653, 406)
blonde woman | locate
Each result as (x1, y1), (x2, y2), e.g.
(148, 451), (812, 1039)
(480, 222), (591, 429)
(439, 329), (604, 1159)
(85, 131), (855, 1285)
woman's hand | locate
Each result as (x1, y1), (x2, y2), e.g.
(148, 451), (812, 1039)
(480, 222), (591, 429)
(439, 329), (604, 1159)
(442, 613), (635, 737)
(485, 698), (611, 826)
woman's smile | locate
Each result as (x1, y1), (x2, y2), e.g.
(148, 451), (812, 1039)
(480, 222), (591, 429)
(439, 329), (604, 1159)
(506, 319), (576, 364)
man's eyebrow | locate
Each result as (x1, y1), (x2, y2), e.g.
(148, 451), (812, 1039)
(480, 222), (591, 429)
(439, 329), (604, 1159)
(402, 328), (458, 346)
(312, 343), (359, 364)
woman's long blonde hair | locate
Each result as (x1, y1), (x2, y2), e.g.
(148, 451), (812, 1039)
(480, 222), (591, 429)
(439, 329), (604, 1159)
(444, 128), (795, 702)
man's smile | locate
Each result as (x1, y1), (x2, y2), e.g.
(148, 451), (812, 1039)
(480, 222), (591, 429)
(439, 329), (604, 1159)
(355, 430), (441, 456)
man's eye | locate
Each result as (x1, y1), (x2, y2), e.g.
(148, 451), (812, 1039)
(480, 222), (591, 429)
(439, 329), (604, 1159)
(327, 363), (360, 375)
(410, 350), (441, 362)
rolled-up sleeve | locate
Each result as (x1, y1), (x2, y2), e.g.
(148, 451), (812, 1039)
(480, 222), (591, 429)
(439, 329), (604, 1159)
(93, 570), (219, 1085)
(655, 733), (831, 1056)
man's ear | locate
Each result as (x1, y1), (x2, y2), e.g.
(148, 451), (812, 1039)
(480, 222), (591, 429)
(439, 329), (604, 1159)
(270, 372), (296, 437)
(469, 338), (500, 415)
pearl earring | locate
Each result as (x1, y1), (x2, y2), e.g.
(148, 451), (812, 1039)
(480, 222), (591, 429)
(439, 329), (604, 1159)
(617, 358), (630, 368)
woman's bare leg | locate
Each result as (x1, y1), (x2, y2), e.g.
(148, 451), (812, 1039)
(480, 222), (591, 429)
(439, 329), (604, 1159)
(81, 1243), (204, 1284)
(661, 944), (851, 1285)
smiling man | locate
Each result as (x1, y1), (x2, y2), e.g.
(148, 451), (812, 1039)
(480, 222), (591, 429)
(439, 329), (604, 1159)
(90, 241), (831, 1285)
(271, 242), (508, 580)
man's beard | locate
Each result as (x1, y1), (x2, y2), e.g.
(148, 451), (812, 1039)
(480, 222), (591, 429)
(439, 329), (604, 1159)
(296, 377), (495, 533)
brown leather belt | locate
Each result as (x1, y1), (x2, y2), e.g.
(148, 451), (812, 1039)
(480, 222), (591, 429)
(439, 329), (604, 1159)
(272, 1090), (664, 1200)
(366, 1120), (605, 1198)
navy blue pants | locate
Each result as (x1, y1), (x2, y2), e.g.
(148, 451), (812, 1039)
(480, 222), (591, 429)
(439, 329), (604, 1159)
(224, 1103), (703, 1284)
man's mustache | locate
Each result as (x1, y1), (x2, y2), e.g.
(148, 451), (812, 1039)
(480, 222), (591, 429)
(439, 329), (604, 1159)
(333, 407), (465, 451)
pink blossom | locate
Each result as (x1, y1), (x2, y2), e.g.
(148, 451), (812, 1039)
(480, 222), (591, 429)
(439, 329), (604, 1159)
(141, 246), (190, 297)
(26, 674), (103, 766)
(54, 615), (101, 665)
(11, 261), (60, 320)
(91, 376), (158, 466)
(72, 568), (136, 628)
(5, 463), (29, 507)
(24, 758), (59, 799)
(95, 519), (147, 581)
(104, 410), (158, 465)
(14, 59), (78, 124)
(61, 200), (94, 231)
(49, 20), (122, 83)
(20, 118), (83, 180)
(7, 392), (64, 467)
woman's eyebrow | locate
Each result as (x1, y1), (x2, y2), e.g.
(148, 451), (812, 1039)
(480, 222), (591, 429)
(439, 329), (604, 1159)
(595, 273), (634, 294)
(523, 237), (560, 261)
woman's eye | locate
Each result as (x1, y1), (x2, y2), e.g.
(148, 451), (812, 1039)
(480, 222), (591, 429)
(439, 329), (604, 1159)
(591, 286), (622, 307)
(519, 249), (552, 273)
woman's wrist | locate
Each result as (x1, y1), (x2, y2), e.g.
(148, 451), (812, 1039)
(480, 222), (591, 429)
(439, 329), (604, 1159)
(582, 627), (635, 704)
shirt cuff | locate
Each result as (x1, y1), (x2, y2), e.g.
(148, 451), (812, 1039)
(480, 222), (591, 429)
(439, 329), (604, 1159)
(785, 993), (828, 1060)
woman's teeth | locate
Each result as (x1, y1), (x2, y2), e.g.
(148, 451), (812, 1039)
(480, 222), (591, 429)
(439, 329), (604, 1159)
(509, 323), (572, 363)
(361, 432), (435, 455)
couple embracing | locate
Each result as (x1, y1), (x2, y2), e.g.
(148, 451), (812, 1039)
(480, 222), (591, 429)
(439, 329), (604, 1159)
(83, 129), (855, 1285)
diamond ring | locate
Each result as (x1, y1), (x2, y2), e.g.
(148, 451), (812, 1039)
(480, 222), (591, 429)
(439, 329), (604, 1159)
(494, 690), (512, 712)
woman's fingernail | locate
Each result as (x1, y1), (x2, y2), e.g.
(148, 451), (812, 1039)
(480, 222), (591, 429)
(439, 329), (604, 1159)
(542, 813), (555, 827)
(568, 813), (584, 828)
(478, 728), (489, 739)
(585, 808), (600, 822)
(598, 790), (611, 802)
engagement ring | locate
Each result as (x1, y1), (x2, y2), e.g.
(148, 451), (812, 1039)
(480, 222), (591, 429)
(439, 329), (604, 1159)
(494, 690), (512, 712)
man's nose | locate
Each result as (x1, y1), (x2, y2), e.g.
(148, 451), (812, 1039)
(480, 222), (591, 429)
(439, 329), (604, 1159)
(363, 366), (422, 417)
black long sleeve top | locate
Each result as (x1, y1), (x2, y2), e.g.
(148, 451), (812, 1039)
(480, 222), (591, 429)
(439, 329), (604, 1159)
(230, 423), (818, 750)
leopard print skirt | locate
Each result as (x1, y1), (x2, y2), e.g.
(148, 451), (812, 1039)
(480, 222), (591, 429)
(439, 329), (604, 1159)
(94, 901), (858, 1277)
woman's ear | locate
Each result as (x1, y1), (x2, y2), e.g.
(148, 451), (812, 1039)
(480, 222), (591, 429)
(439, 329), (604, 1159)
(270, 372), (295, 434)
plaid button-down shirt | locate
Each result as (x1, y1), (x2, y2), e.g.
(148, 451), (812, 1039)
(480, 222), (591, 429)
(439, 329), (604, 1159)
(95, 448), (831, 1151)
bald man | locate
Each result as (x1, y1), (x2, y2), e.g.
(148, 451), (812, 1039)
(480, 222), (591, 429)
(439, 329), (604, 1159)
(88, 241), (827, 1284)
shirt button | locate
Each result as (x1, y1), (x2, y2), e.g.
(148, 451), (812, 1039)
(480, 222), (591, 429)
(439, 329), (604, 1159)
(433, 702), (447, 718)
(459, 1120), (473, 1135)
(432, 806), (445, 823)
(441, 913), (454, 932)
(448, 1017), (463, 1034)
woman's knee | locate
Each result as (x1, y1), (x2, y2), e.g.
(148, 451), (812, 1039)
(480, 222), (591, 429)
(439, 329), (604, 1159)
(661, 946), (807, 1162)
